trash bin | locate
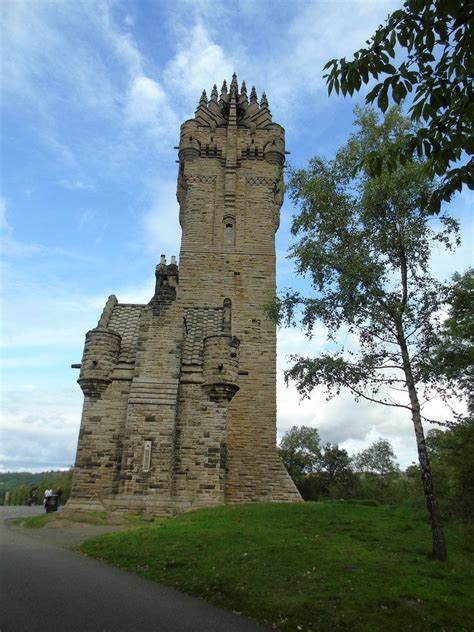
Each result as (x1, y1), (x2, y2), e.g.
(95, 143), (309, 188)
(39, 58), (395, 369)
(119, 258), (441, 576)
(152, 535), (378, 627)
(45, 494), (59, 513)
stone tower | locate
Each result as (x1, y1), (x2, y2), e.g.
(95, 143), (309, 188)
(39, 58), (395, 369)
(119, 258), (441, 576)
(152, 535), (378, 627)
(68, 75), (301, 515)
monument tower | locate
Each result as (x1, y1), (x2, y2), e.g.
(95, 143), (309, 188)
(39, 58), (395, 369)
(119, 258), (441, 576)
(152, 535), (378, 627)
(69, 75), (301, 514)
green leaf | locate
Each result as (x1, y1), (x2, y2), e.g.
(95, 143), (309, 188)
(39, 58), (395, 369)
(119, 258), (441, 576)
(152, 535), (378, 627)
(426, 29), (435, 51)
(382, 64), (397, 74)
(366, 84), (382, 103)
(377, 90), (389, 113)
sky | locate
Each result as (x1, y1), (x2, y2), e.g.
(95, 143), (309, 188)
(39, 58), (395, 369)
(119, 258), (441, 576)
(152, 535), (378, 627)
(1, 0), (472, 472)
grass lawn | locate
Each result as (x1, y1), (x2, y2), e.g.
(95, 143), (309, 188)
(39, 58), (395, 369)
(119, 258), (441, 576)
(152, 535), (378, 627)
(80, 502), (472, 631)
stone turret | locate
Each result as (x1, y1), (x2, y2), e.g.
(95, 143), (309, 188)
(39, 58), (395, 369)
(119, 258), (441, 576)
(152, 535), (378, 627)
(78, 295), (122, 398)
(202, 300), (240, 402)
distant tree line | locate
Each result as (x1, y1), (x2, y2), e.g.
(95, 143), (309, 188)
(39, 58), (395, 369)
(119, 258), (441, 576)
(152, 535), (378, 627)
(0, 469), (73, 506)
(279, 424), (473, 522)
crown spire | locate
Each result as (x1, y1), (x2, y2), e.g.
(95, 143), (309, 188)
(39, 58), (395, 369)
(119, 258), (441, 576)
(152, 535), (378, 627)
(191, 77), (274, 126)
(230, 72), (239, 97)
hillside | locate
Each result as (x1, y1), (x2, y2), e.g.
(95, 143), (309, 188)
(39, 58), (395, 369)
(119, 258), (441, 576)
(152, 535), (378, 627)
(0, 470), (72, 505)
(81, 502), (473, 631)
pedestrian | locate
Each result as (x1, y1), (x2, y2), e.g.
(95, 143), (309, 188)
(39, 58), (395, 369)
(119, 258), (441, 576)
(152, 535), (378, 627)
(55, 489), (63, 507)
(43, 488), (52, 507)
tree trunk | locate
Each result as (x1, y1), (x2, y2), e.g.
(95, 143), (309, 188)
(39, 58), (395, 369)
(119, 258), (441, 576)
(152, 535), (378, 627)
(398, 327), (447, 561)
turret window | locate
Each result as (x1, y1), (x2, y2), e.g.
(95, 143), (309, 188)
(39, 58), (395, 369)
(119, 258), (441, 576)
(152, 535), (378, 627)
(225, 223), (234, 242)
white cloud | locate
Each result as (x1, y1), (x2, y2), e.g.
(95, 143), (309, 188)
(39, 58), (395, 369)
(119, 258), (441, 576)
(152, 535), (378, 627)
(126, 76), (167, 124)
(1, 0), (177, 168)
(1, 2), (117, 112)
(124, 76), (179, 139)
(0, 385), (82, 471)
(58, 179), (94, 191)
(1, 292), (99, 350)
(0, 262), (157, 353)
(163, 23), (235, 101)
(275, 324), (460, 469)
(142, 179), (182, 254)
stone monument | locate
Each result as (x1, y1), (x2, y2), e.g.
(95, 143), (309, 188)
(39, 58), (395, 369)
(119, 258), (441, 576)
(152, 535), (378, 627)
(68, 75), (301, 514)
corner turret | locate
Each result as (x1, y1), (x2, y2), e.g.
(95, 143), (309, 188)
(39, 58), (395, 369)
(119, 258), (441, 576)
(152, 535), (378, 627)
(77, 295), (122, 398)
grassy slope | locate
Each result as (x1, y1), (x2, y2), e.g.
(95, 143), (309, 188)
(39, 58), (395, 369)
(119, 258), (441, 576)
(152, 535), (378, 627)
(81, 503), (473, 632)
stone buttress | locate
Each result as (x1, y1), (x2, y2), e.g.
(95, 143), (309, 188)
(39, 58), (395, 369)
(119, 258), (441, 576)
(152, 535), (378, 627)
(68, 75), (301, 514)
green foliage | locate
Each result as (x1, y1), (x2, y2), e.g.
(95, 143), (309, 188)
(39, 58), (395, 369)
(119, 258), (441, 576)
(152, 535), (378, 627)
(354, 439), (400, 499)
(279, 430), (405, 504)
(354, 438), (399, 475)
(1, 469), (73, 505)
(432, 268), (474, 412)
(278, 427), (356, 499)
(320, 442), (354, 482)
(6, 485), (30, 506)
(278, 107), (458, 416)
(427, 420), (474, 519)
(82, 503), (474, 632)
(278, 425), (322, 482)
(324, 0), (473, 211)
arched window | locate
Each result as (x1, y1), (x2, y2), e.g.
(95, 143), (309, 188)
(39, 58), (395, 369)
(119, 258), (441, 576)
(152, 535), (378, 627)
(223, 214), (235, 245)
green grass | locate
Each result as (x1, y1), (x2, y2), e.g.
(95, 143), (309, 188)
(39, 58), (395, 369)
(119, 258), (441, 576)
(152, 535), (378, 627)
(80, 502), (473, 631)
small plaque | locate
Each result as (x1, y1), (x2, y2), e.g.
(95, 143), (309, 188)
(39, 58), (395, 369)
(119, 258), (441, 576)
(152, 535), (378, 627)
(143, 441), (152, 472)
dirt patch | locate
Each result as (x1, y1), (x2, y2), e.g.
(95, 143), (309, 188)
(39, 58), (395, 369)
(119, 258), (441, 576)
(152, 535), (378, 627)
(9, 520), (130, 550)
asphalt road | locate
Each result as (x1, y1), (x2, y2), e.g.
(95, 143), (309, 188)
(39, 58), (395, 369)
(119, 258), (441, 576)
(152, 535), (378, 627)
(0, 507), (270, 632)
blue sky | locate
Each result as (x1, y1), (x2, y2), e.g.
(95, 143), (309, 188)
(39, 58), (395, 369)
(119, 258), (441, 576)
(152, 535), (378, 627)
(1, 0), (472, 472)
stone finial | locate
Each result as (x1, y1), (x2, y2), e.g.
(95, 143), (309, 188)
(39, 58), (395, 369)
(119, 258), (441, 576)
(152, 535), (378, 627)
(240, 80), (247, 97)
(220, 79), (228, 97)
(156, 255), (167, 278)
(210, 84), (218, 102)
(230, 72), (238, 96)
(199, 90), (208, 106)
(260, 92), (269, 107)
(98, 294), (118, 328)
(166, 255), (179, 287)
(250, 85), (258, 104)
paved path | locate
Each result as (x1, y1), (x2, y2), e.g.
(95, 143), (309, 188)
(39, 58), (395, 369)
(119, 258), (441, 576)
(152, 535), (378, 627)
(0, 507), (270, 632)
